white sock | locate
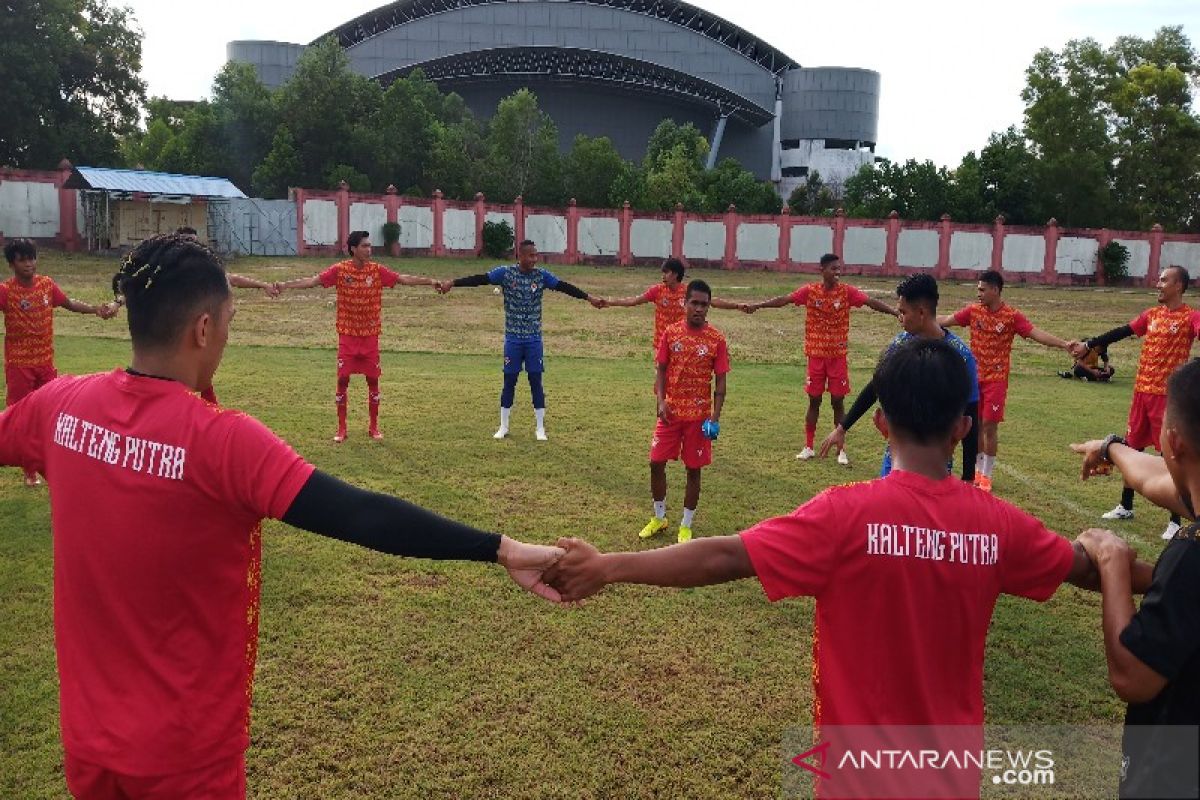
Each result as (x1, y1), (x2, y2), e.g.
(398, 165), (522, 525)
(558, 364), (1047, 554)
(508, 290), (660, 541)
(653, 500), (666, 520)
(499, 407), (511, 430)
(983, 455), (995, 477)
(681, 508), (696, 528)
(534, 408), (545, 430)
(975, 453), (986, 474)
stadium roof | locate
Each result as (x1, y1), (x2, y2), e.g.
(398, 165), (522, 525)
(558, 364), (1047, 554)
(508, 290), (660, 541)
(64, 167), (247, 199)
(315, 0), (799, 74)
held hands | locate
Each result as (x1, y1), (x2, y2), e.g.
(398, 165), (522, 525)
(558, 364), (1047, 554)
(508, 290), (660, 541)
(497, 536), (566, 603)
(264, 282), (283, 298)
(543, 537), (609, 603)
(436, 280), (453, 294)
(588, 296), (607, 309)
(1076, 528), (1135, 568)
(818, 425), (846, 458)
(1069, 440), (1112, 480)
(96, 302), (120, 320)
(739, 303), (756, 314)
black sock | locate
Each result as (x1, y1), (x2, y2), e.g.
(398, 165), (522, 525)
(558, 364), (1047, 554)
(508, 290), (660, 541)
(1170, 513), (1181, 525)
(1121, 487), (1135, 510)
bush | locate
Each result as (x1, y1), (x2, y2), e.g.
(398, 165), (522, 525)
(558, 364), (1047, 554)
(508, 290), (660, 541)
(482, 220), (515, 259)
(382, 221), (401, 246)
(1100, 240), (1130, 282)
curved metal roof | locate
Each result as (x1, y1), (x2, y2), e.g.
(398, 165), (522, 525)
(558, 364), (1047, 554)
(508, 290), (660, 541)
(377, 46), (774, 125)
(313, 0), (798, 74)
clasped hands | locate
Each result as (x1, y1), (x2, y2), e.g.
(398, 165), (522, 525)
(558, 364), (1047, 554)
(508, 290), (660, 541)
(501, 536), (611, 604)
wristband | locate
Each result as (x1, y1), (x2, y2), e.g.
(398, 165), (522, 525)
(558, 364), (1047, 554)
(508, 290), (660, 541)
(1100, 434), (1127, 464)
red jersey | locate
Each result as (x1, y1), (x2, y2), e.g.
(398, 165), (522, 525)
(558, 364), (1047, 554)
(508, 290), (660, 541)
(642, 283), (687, 350)
(318, 260), (401, 337)
(656, 321), (730, 421)
(0, 370), (314, 775)
(951, 303), (1035, 382)
(790, 282), (869, 358)
(0, 275), (68, 367)
(741, 470), (1073, 727)
(1130, 305), (1200, 395)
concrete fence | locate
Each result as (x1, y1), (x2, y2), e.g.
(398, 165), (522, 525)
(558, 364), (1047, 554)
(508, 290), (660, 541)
(5, 167), (1200, 286)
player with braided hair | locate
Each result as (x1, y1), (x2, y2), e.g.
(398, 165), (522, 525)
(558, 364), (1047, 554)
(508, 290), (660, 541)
(0, 232), (564, 798)
(2, 237), (119, 486)
(276, 230), (440, 442)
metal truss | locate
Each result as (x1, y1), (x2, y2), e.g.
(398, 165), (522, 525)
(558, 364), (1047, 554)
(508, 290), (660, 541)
(315, 0), (798, 74)
(375, 46), (773, 125)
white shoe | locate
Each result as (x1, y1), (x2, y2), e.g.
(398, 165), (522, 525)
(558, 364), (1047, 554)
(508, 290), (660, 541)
(1162, 521), (1181, 540)
(796, 447), (816, 460)
(535, 428), (548, 441)
(1100, 505), (1134, 520)
(493, 427), (509, 439)
(837, 450), (850, 466)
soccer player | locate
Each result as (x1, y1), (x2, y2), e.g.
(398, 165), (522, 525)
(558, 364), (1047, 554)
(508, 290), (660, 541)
(2, 238), (119, 486)
(1069, 359), (1200, 799)
(547, 338), (1127, 798)
(742, 253), (897, 464)
(438, 239), (603, 441)
(937, 270), (1078, 492)
(639, 279), (729, 543)
(593, 257), (746, 353)
(277, 230), (440, 442)
(0, 233), (564, 798)
(1075, 265), (1200, 538)
(818, 273), (981, 482)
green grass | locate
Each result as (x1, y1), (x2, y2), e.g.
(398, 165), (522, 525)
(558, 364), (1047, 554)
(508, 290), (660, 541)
(0, 252), (1171, 798)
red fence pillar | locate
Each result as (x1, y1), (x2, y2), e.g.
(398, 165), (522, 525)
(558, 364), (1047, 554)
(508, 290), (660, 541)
(1147, 224), (1164, 287)
(514, 195), (525, 247)
(474, 193), (486, 257)
(619, 201), (632, 266)
(990, 215), (1006, 272)
(778, 206), (792, 270)
(884, 210), (900, 276)
(1042, 218), (1060, 284)
(432, 189), (445, 256)
(566, 198), (579, 263)
(935, 214), (952, 279)
(671, 203), (685, 260)
(832, 208), (846, 261)
(56, 159), (80, 252)
(336, 180), (350, 253)
(723, 204), (738, 269)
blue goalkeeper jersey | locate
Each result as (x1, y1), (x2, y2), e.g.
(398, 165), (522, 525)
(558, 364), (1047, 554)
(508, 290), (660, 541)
(888, 329), (980, 402)
(487, 265), (561, 343)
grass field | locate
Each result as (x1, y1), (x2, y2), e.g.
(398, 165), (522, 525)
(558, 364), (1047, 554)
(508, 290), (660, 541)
(0, 250), (1177, 798)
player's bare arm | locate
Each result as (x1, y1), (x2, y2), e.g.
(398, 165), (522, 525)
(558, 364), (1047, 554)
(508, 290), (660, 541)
(935, 313), (959, 327)
(745, 294), (792, 313)
(546, 536), (756, 602)
(599, 294), (649, 308)
(709, 297), (743, 312)
(63, 298), (114, 319)
(711, 373), (727, 423)
(865, 297), (899, 317)
(276, 275), (324, 290)
(1071, 439), (1192, 519)
(1027, 326), (1074, 351)
(392, 274), (440, 288)
(655, 363), (670, 422)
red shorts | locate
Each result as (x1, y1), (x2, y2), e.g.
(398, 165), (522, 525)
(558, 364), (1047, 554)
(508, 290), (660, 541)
(65, 751), (246, 800)
(650, 418), (712, 469)
(805, 356), (850, 398)
(5, 363), (57, 406)
(1126, 391), (1167, 451)
(978, 380), (1009, 423)
(337, 334), (381, 379)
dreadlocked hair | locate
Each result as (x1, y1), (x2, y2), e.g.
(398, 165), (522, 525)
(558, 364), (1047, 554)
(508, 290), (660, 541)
(115, 233), (231, 348)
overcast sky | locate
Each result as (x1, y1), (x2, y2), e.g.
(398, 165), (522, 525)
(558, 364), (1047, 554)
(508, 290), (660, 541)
(125, 0), (1198, 167)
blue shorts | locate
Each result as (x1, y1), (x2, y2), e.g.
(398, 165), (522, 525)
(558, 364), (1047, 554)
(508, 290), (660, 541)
(503, 339), (544, 375)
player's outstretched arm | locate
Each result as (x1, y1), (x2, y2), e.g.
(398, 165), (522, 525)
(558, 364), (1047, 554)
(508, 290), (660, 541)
(744, 295), (792, 313)
(392, 274), (440, 288)
(548, 279), (601, 308)
(228, 274), (273, 292)
(601, 294), (650, 308)
(935, 313), (959, 327)
(439, 274), (491, 294)
(281, 470), (565, 602)
(1070, 439), (1192, 519)
(865, 297), (899, 317)
(276, 275), (324, 290)
(1027, 326), (1074, 351)
(819, 382), (878, 457)
(546, 536), (755, 602)
(710, 297), (743, 312)
(63, 298), (117, 319)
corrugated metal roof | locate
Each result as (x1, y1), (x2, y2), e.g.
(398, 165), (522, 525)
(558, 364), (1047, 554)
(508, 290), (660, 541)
(66, 167), (247, 198)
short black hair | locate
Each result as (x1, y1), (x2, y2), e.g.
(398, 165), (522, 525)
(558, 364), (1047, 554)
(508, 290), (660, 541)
(896, 273), (939, 314)
(114, 234), (231, 349)
(4, 238), (36, 264)
(980, 270), (1004, 292)
(1167, 359), (1200, 452)
(687, 279), (712, 300)
(175, 226), (198, 236)
(662, 258), (685, 280)
(875, 338), (970, 444)
(1167, 265), (1191, 294)
(819, 253), (840, 268)
(518, 239), (537, 250)
(346, 230), (370, 253)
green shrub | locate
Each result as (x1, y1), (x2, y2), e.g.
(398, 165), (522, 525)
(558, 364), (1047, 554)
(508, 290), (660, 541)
(482, 220), (515, 259)
(382, 221), (401, 246)
(1100, 240), (1130, 283)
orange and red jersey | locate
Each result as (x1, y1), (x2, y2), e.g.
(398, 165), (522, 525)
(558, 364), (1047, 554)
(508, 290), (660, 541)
(318, 260), (401, 337)
(1130, 305), (1200, 395)
(656, 321), (730, 421)
(950, 303), (1034, 383)
(642, 283), (687, 350)
(0, 275), (68, 367)
(789, 282), (869, 358)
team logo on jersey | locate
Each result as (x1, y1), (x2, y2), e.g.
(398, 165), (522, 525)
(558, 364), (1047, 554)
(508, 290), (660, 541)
(1170, 322), (1180, 334)
(696, 345), (709, 357)
(18, 298), (32, 311)
(671, 341), (684, 352)
(994, 322), (1005, 333)
(365, 276), (374, 286)
(832, 300), (842, 310)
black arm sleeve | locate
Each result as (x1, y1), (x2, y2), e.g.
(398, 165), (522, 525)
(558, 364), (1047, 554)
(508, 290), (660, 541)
(452, 274), (492, 288)
(840, 382), (878, 432)
(552, 280), (589, 300)
(1087, 324), (1135, 350)
(281, 470), (500, 562)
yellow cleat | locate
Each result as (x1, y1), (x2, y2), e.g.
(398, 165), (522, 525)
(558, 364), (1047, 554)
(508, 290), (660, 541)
(975, 475), (993, 493)
(677, 525), (693, 543)
(638, 516), (669, 539)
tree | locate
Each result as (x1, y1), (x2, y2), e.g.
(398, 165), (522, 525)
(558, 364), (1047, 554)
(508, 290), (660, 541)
(639, 121), (708, 211)
(701, 158), (780, 214)
(950, 128), (1042, 225)
(481, 89), (563, 205)
(251, 127), (302, 199)
(563, 135), (628, 208)
(209, 63), (278, 192)
(787, 171), (837, 216)
(0, 0), (146, 167)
